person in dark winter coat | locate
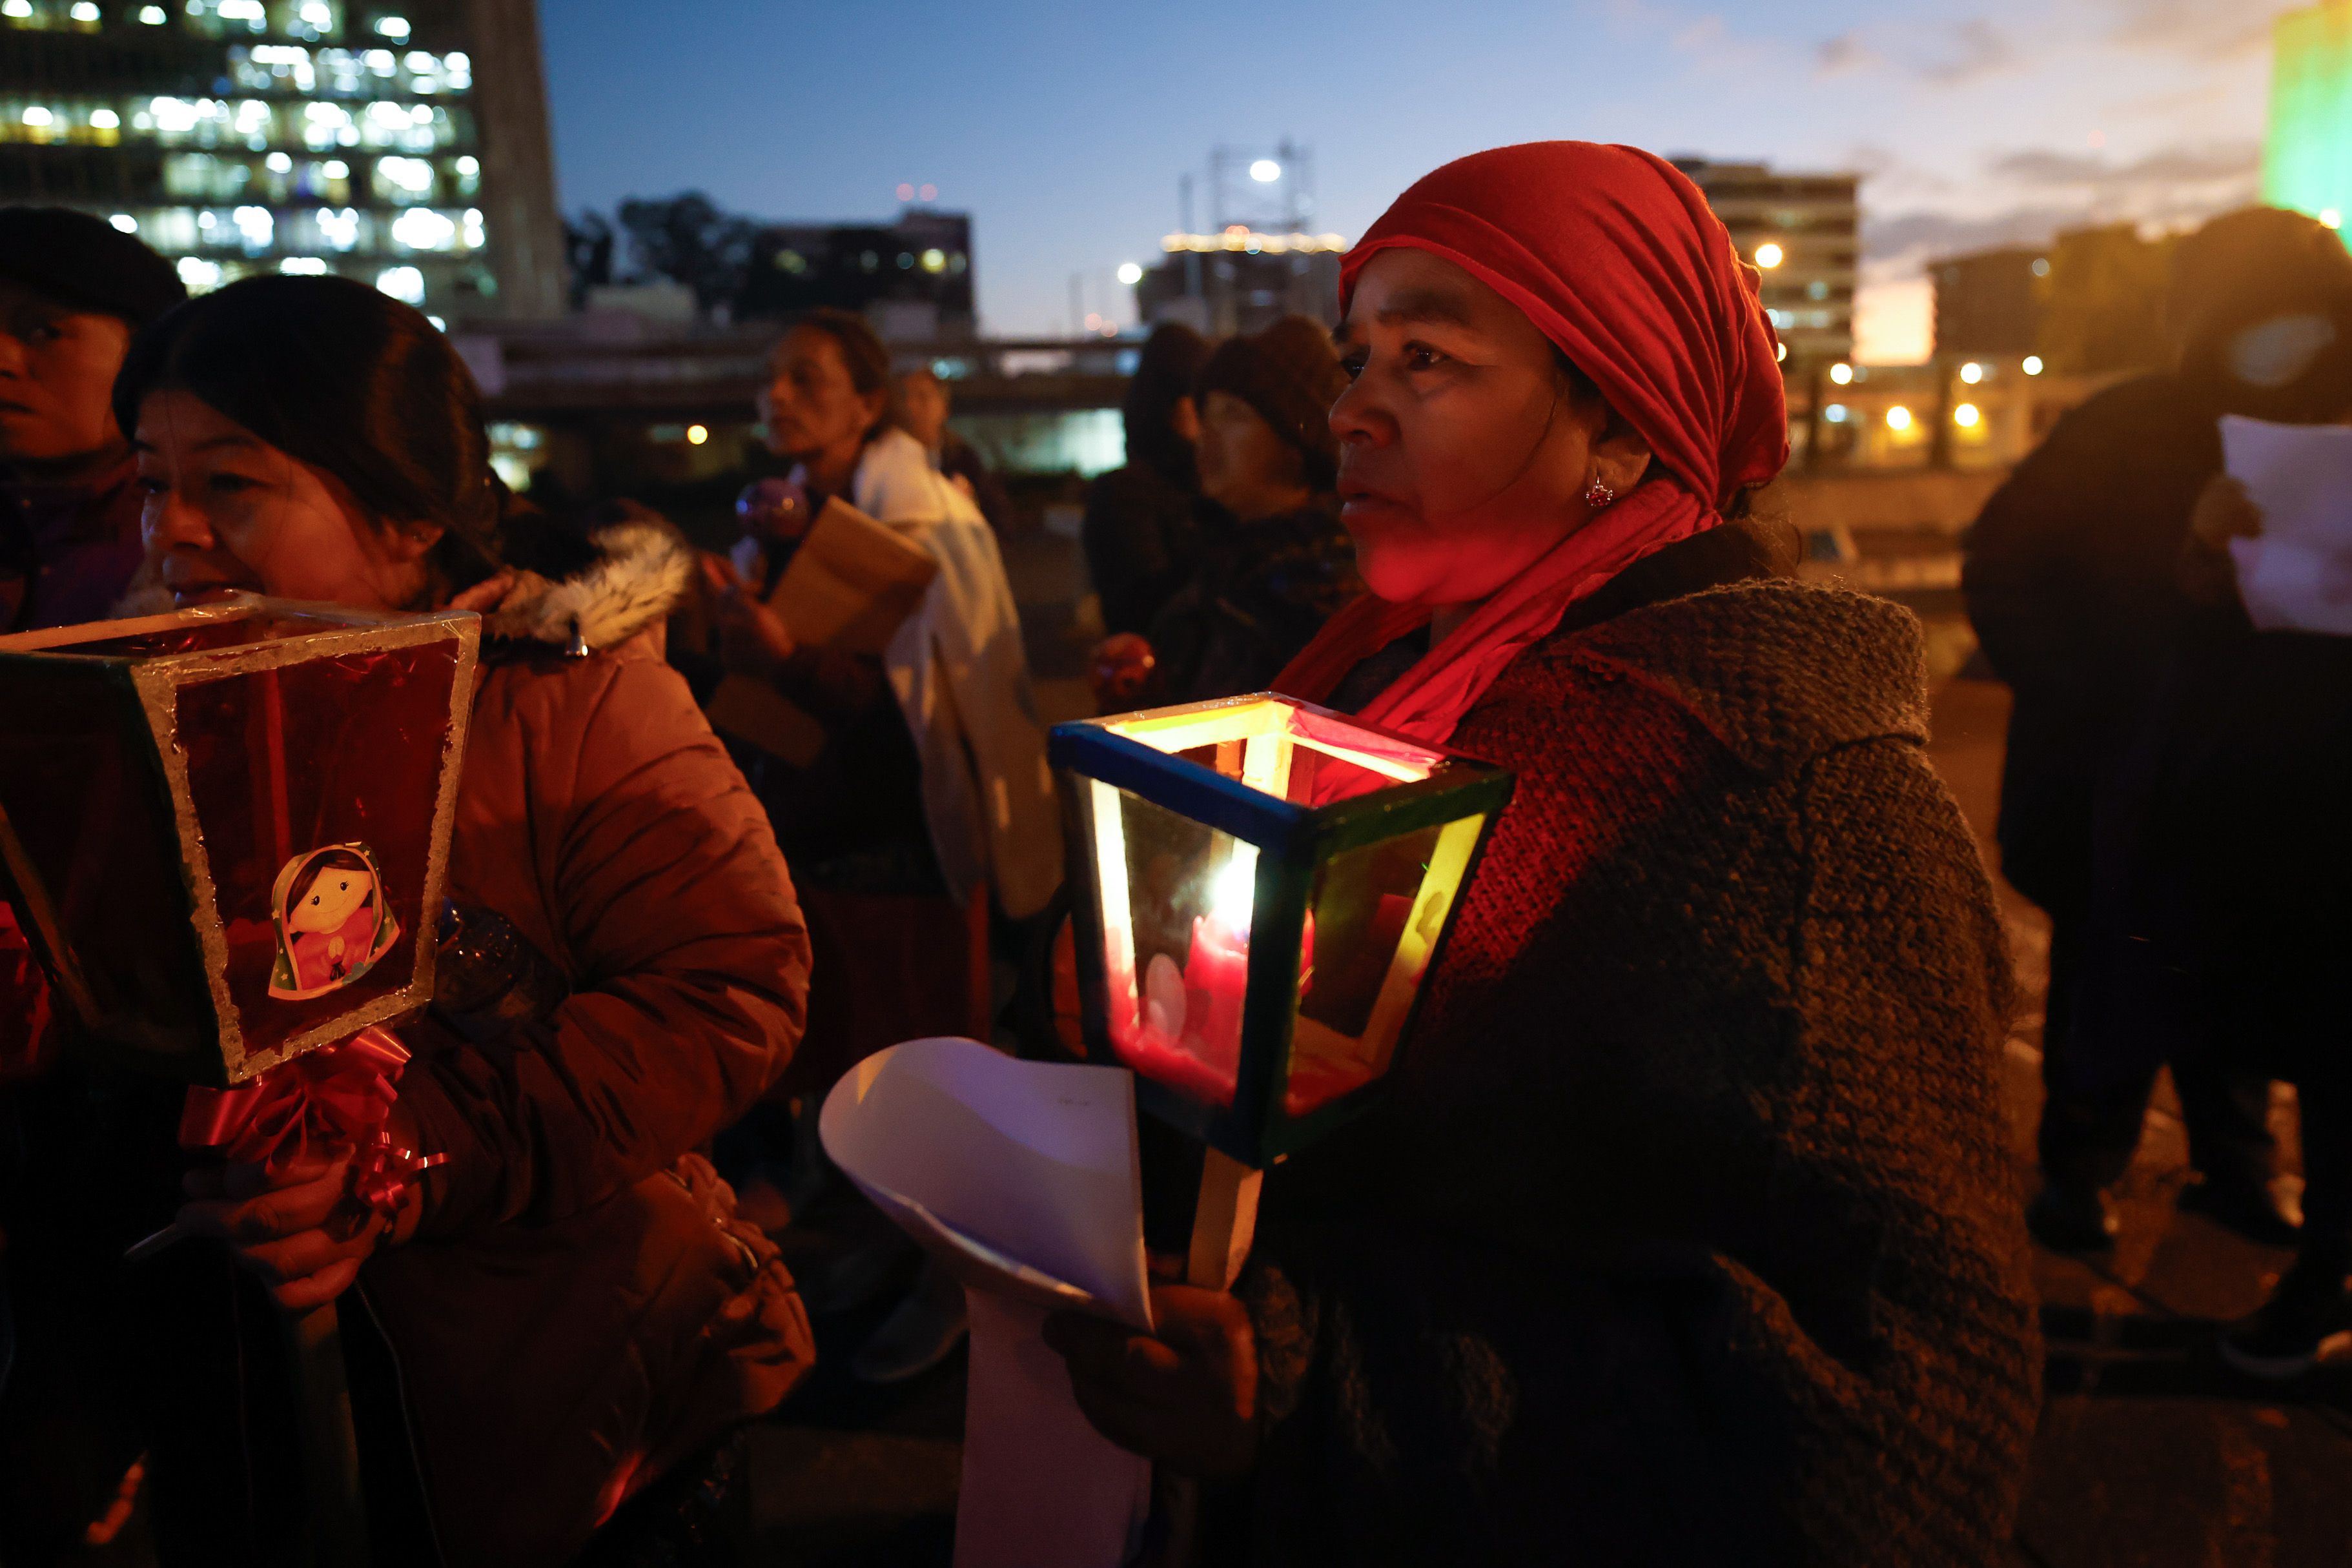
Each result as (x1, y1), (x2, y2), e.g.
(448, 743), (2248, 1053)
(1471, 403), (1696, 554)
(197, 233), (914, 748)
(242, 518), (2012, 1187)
(1083, 321), (1214, 636)
(1963, 207), (2352, 1256)
(1046, 143), (2038, 1567)
(0, 206), (187, 1567)
(1146, 314), (1361, 702)
(2083, 375), (2352, 1380)
(99, 276), (815, 1567)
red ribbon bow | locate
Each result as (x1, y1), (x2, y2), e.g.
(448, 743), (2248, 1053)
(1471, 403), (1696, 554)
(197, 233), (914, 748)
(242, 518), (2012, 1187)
(179, 1025), (446, 1217)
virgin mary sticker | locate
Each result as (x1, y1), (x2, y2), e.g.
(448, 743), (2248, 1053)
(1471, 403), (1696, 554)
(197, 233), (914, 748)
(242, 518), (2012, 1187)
(267, 842), (402, 1000)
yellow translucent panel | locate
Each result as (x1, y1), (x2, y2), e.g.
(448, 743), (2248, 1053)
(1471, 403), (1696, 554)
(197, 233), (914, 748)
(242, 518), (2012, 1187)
(1102, 698), (1442, 806)
(1283, 812), (1484, 1117)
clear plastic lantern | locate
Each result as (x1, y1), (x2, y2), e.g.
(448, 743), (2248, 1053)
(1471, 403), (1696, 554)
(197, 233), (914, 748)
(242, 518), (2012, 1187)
(1050, 693), (1513, 1167)
(0, 596), (478, 1086)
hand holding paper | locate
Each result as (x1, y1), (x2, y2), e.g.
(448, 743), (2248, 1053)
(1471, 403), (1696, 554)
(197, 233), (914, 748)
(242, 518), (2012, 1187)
(2219, 414), (2352, 635)
(821, 1037), (1154, 1568)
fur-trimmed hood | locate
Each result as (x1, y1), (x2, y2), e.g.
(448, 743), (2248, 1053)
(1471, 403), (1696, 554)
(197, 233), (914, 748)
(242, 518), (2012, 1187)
(479, 518), (693, 655)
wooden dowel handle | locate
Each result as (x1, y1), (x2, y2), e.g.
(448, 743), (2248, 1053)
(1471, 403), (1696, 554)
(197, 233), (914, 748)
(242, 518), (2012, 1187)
(1185, 1147), (1263, 1291)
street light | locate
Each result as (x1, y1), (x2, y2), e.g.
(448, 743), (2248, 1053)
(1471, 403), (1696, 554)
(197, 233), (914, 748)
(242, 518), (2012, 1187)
(2022, 355), (2044, 376)
(1117, 261), (1143, 286)
(1959, 361), (1983, 384)
(1754, 242), (1784, 269)
(1250, 159), (1281, 183)
(1829, 362), (1854, 385)
(1954, 403), (1980, 427)
(1886, 405), (1913, 431)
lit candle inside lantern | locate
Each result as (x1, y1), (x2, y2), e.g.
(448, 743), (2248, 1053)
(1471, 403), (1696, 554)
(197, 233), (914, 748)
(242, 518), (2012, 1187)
(1114, 844), (1258, 1106)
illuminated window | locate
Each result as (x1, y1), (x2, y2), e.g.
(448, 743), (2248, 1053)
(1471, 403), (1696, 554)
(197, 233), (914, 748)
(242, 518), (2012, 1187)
(316, 206), (360, 249)
(391, 206), (456, 250)
(232, 205), (273, 250)
(280, 256), (329, 274)
(375, 263), (424, 303)
(1823, 403), (1848, 423)
(110, 213), (139, 233)
(139, 5), (167, 18)
(91, 108), (119, 129)
(374, 14), (407, 40)
(374, 154), (435, 198)
(178, 257), (225, 290)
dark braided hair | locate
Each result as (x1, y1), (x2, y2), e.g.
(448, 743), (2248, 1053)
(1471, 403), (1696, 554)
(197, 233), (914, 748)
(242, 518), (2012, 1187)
(114, 274), (508, 593)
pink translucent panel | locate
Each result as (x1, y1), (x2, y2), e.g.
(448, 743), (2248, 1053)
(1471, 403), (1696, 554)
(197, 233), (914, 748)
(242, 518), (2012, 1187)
(174, 642), (460, 1057)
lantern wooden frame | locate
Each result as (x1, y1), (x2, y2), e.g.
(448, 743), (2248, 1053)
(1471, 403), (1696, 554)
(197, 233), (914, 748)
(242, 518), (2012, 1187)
(0, 595), (479, 1086)
(1051, 692), (1513, 1168)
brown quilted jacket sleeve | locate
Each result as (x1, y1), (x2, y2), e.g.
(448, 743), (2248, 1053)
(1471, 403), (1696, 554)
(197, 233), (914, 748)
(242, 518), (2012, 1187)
(402, 647), (812, 1236)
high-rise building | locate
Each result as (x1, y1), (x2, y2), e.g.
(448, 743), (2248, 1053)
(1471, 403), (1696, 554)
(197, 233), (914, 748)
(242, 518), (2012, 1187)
(0, 0), (564, 320)
(2265, 1), (2352, 227)
(1672, 158), (1858, 365)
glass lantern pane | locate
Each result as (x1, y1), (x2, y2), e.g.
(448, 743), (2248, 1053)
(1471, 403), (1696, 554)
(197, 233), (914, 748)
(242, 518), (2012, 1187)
(1088, 779), (1297, 1110)
(1283, 811), (1488, 1117)
(174, 641), (460, 1059)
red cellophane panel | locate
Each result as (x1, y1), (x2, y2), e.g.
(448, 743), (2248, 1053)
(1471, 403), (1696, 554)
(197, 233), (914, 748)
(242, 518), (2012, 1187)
(173, 640), (459, 1061)
(0, 663), (216, 1067)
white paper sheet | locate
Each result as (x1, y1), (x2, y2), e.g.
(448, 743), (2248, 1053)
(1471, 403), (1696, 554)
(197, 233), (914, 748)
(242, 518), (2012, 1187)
(821, 1037), (1153, 1568)
(2220, 414), (2352, 635)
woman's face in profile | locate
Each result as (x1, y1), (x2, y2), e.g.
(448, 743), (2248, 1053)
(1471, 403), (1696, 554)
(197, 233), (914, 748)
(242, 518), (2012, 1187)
(1332, 249), (1630, 607)
(134, 388), (440, 611)
(760, 327), (881, 461)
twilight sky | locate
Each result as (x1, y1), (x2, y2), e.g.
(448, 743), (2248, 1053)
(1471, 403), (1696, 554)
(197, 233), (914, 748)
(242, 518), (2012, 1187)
(539, 0), (2282, 361)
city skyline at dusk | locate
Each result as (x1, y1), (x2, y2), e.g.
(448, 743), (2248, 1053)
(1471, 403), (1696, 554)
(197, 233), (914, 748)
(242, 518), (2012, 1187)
(542, 0), (2280, 360)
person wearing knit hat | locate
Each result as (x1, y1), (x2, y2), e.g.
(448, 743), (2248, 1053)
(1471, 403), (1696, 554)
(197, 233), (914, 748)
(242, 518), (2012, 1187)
(0, 207), (187, 633)
(1141, 313), (1361, 703)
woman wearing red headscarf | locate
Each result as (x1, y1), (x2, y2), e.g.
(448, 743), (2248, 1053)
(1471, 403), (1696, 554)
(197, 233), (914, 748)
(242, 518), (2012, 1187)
(1048, 144), (2039, 1564)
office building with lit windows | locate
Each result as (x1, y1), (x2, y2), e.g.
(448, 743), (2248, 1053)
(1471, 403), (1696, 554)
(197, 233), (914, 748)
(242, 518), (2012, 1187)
(737, 208), (977, 341)
(0, 0), (564, 321)
(1672, 158), (1858, 365)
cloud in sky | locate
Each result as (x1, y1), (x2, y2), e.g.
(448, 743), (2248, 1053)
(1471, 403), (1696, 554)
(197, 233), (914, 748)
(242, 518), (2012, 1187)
(2107, 0), (2278, 59)
(1917, 19), (2020, 85)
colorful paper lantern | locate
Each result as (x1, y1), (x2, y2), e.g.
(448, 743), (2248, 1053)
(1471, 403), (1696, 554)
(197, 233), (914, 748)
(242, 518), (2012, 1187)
(0, 595), (478, 1086)
(1050, 693), (1513, 1169)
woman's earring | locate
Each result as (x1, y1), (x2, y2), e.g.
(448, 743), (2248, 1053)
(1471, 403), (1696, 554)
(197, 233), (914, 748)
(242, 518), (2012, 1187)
(1584, 478), (1617, 509)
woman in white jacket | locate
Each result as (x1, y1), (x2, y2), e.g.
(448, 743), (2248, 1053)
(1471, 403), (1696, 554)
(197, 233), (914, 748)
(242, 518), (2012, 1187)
(713, 308), (1059, 1379)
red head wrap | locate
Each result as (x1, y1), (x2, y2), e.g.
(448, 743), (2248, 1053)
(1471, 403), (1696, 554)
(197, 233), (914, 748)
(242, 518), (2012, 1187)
(1275, 142), (1790, 740)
